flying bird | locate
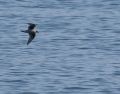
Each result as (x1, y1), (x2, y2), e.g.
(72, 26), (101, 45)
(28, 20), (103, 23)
(21, 23), (38, 45)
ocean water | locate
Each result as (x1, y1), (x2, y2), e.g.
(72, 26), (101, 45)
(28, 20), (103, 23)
(0, 0), (120, 94)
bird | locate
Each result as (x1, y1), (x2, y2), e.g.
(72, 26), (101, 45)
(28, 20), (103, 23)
(21, 23), (38, 45)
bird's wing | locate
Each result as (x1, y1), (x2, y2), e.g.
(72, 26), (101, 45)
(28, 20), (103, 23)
(36, 31), (39, 33)
(27, 32), (35, 45)
(27, 23), (36, 30)
(21, 30), (29, 33)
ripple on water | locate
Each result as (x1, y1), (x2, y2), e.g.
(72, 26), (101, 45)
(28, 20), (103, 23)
(0, 0), (120, 94)
(19, 92), (38, 94)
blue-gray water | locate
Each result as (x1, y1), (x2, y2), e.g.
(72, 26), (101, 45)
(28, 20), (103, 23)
(0, 0), (120, 94)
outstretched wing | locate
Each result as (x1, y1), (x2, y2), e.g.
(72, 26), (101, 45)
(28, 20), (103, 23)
(27, 32), (36, 45)
(27, 23), (36, 30)
(21, 30), (29, 33)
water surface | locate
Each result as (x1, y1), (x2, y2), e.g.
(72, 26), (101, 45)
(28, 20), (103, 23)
(0, 0), (120, 94)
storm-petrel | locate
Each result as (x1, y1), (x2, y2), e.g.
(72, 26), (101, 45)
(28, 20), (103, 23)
(21, 23), (38, 45)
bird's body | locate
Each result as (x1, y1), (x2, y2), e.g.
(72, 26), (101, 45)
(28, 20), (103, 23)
(21, 23), (38, 45)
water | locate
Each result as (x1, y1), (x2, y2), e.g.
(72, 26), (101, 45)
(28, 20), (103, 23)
(0, 0), (120, 94)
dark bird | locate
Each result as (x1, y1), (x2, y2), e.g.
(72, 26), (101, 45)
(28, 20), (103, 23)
(21, 23), (38, 45)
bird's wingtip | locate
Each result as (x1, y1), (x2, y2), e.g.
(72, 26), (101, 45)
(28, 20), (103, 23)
(27, 23), (37, 25)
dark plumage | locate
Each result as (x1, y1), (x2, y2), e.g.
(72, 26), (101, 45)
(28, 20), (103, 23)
(21, 23), (38, 45)
(27, 31), (36, 45)
(28, 23), (36, 30)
